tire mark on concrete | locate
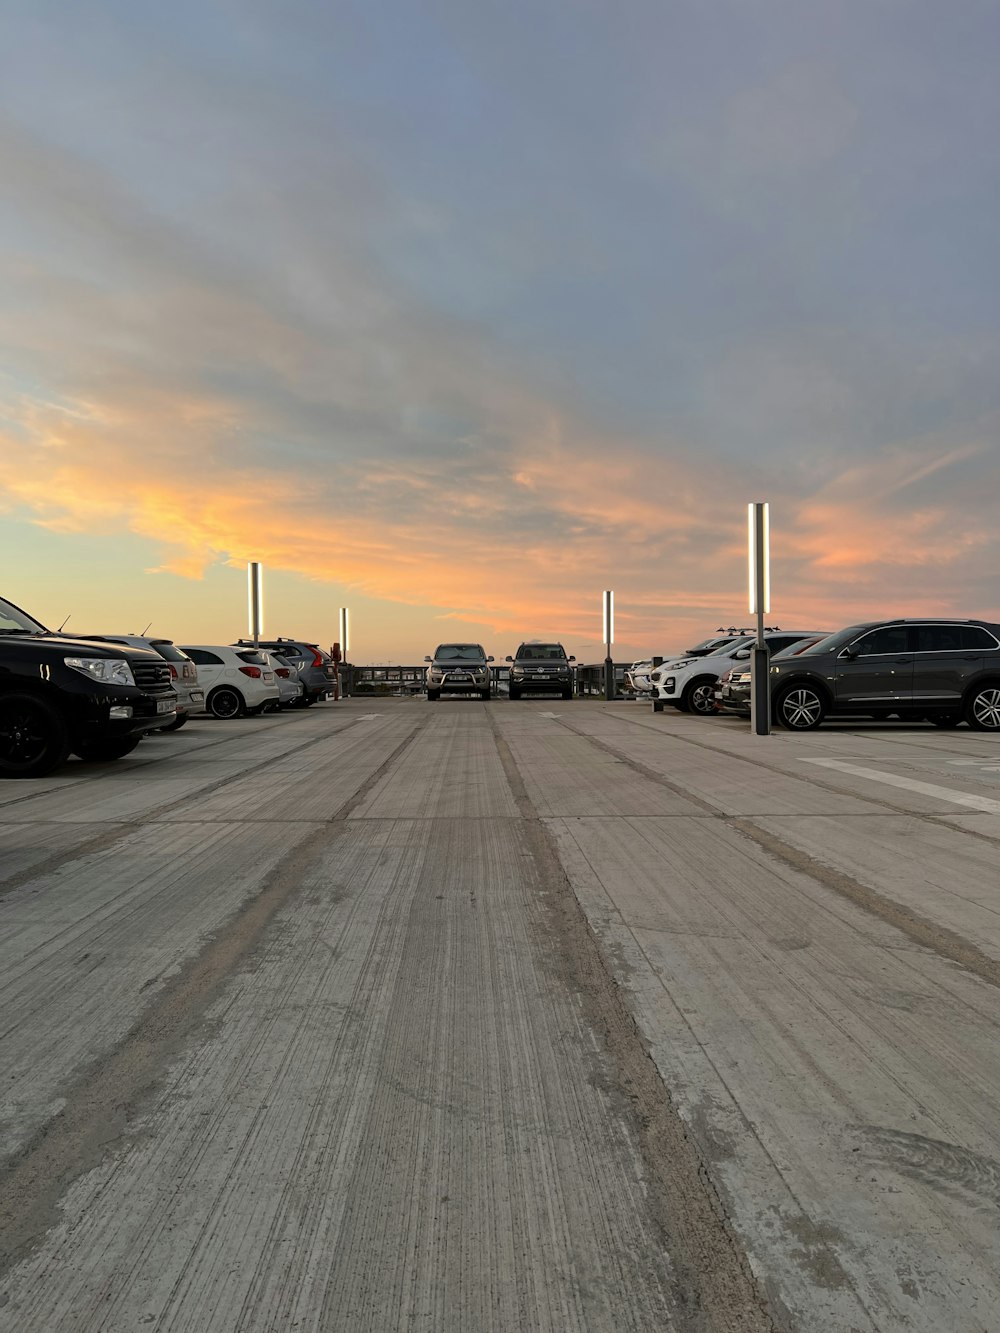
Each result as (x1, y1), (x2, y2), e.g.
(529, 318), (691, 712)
(0, 712), (386, 902)
(554, 713), (1000, 995)
(489, 715), (778, 1333)
(0, 716), (427, 1275)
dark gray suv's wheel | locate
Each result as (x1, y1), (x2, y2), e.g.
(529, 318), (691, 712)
(682, 677), (718, 716)
(0, 693), (70, 779)
(965, 684), (1000, 731)
(207, 686), (244, 719)
(427, 689), (440, 701)
(775, 683), (826, 730)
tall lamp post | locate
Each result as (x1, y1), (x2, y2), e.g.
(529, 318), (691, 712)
(339, 607), (350, 697)
(603, 589), (615, 701)
(748, 503), (771, 737)
(248, 562), (263, 649)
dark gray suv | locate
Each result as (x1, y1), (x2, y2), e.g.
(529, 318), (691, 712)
(770, 619), (1000, 731)
(506, 642), (575, 700)
(233, 638), (337, 706)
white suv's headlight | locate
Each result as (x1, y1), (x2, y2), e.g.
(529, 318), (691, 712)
(64, 656), (136, 687)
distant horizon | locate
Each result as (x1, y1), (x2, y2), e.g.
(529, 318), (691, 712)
(3, 2), (998, 650)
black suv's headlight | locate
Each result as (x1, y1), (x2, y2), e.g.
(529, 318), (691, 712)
(64, 656), (136, 687)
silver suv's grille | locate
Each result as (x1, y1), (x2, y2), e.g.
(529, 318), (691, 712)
(132, 662), (173, 694)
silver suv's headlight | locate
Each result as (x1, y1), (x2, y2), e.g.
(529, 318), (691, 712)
(64, 656), (136, 687)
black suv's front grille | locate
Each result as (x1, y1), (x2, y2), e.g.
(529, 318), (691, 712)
(132, 662), (173, 694)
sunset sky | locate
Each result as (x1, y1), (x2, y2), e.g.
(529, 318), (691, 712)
(3, 1), (999, 663)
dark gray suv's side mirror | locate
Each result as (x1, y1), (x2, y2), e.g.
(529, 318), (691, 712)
(569, 656), (576, 662)
(487, 656), (494, 663)
(505, 655), (513, 663)
(424, 655), (432, 662)
(839, 647), (857, 660)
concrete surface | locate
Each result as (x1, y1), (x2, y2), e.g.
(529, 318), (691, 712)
(1, 698), (998, 1331)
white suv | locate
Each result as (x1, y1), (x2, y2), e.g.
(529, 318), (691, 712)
(179, 645), (280, 719)
(651, 631), (830, 715)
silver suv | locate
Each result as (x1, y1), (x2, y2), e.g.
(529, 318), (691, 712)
(234, 638), (337, 706)
(77, 635), (203, 730)
(425, 644), (494, 701)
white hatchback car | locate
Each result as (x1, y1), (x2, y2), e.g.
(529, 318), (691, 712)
(651, 630), (830, 715)
(179, 645), (280, 719)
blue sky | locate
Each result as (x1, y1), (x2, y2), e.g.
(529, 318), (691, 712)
(2, 0), (999, 659)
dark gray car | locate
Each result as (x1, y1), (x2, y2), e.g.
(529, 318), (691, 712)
(506, 642), (575, 700)
(770, 618), (1000, 731)
(234, 638), (337, 705)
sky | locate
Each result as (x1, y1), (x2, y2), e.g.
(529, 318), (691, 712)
(2, 0), (999, 663)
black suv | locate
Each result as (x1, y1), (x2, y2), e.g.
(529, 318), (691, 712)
(506, 642), (576, 700)
(770, 619), (1000, 731)
(233, 637), (337, 705)
(0, 594), (177, 777)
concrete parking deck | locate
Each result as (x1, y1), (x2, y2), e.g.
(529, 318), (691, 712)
(1, 698), (998, 1331)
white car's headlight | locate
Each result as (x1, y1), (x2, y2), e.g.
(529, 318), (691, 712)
(64, 656), (136, 687)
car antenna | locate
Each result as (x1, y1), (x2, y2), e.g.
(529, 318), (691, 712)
(140, 621), (152, 635)
(57, 613), (71, 632)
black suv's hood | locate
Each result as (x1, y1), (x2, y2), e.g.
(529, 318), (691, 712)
(0, 633), (162, 661)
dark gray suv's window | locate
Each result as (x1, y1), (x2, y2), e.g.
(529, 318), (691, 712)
(916, 625), (964, 653)
(852, 627), (910, 656)
(516, 644), (567, 660)
(962, 626), (999, 650)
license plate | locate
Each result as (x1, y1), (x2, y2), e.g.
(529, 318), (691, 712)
(263, 672), (274, 681)
(156, 699), (174, 714)
(190, 691), (204, 703)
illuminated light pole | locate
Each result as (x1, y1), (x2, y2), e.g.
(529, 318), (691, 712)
(603, 589), (615, 701)
(748, 503), (771, 737)
(248, 562), (263, 649)
(339, 607), (350, 697)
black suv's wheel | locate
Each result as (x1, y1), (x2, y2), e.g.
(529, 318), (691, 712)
(480, 689), (491, 701)
(682, 677), (718, 716)
(0, 693), (71, 779)
(965, 684), (1000, 731)
(74, 737), (142, 762)
(207, 686), (245, 719)
(508, 687), (521, 700)
(561, 688), (573, 701)
(775, 683), (826, 730)
(427, 689), (440, 701)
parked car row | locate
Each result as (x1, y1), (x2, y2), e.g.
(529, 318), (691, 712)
(423, 641), (577, 700)
(0, 594), (340, 778)
(650, 618), (1000, 731)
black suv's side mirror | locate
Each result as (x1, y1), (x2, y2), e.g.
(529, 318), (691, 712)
(487, 656), (494, 663)
(505, 655), (513, 663)
(839, 647), (857, 660)
(568, 656), (576, 662)
(424, 655), (432, 662)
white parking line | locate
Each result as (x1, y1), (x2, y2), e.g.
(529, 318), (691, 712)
(801, 758), (1000, 814)
(540, 712), (561, 719)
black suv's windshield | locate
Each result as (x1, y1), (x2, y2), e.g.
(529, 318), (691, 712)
(0, 596), (48, 635)
(516, 643), (567, 660)
(434, 644), (486, 661)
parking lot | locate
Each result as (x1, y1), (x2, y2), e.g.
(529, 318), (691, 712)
(1, 698), (999, 1331)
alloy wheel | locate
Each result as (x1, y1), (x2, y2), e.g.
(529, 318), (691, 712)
(779, 688), (824, 729)
(970, 687), (1000, 730)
